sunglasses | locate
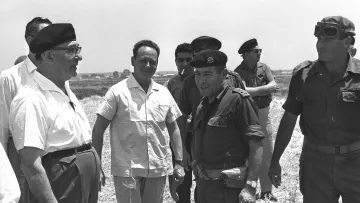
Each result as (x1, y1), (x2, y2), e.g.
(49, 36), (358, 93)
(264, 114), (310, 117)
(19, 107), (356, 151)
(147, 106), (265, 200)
(52, 46), (82, 58)
(314, 22), (345, 39)
(249, 49), (262, 54)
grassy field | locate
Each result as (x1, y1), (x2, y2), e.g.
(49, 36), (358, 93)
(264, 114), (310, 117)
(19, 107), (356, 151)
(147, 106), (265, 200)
(80, 94), (304, 203)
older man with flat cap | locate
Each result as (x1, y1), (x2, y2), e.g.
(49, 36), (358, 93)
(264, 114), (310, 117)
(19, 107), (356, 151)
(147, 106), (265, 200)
(235, 38), (279, 201)
(191, 49), (264, 203)
(0, 17), (52, 203)
(269, 16), (360, 203)
(9, 23), (100, 203)
(177, 36), (245, 202)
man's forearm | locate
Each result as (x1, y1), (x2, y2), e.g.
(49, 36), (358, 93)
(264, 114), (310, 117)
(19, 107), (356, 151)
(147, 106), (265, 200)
(23, 162), (57, 203)
(170, 128), (183, 161)
(176, 115), (188, 150)
(92, 130), (104, 162)
(271, 111), (298, 163)
(246, 139), (263, 181)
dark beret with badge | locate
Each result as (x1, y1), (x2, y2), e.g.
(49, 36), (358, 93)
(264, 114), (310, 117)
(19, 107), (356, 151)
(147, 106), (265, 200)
(189, 49), (227, 68)
(238, 38), (258, 55)
(191, 36), (222, 53)
(30, 23), (76, 54)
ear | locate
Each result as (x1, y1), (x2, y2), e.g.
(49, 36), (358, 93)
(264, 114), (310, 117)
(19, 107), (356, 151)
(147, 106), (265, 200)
(131, 56), (135, 67)
(344, 36), (352, 48)
(222, 68), (228, 78)
(43, 50), (54, 64)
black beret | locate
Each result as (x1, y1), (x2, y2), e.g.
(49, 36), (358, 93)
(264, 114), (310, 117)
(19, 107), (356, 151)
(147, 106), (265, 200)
(238, 38), (258, 55)
(191, 36), (222, 53)
(189, 49), (227, 68)
(30, 23), (76, 54)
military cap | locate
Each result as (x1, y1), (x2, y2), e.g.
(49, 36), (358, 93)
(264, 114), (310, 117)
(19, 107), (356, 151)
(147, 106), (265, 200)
(320, 16), (356, 36)
(30, 23), (76, 54)
(238, 38), (259, 55)
(189, 49), (227, 68)
(191, 36), (222, 53)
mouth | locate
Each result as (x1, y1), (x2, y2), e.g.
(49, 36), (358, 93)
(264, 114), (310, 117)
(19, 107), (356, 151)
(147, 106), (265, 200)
(199, 85), (210, 91)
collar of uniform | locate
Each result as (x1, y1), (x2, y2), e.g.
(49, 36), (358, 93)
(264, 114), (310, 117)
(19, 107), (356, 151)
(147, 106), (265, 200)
(202, 86), (229, 104)
(33, 71), (66, 94)
(127, 73), (159, 92)
(23, 56), (37, 73)
(239, 60), (257, 74)
(345, 56), (360, 74)
(307, 61), (324, 76)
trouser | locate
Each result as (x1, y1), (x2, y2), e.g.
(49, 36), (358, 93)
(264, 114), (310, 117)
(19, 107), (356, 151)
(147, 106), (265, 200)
(171, 131), (193, 203)
(258, 106), (274, 193)
(301, 142), (360, 203)
(8, 137), (25, 203)
(114, 176), (166, 203)
(23, 146), (100, 203)
(197, 179), (241, 203)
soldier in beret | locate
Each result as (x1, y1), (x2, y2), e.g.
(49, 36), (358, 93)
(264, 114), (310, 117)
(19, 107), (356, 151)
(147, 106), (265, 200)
(9, 23), (100, 203)
(177, 36), (245, 202)
(235, 38), (279, 201)
(269, 16), (360, 202)
(192, 49), (264, 203)
(0, 17), (52, 203)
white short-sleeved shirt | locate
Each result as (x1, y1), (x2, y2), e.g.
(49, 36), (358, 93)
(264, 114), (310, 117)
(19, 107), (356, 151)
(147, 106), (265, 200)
(9, 71), (92, 155)
(0, 144), (20, 203)
(97, 73), (182, 177)
(0, 57), (36, 151)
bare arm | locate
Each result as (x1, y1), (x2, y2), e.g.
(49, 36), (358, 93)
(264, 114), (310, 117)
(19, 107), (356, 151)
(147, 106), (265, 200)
(92, 115), (111, 162)
(20, 147), (57, 203)
(245, 67), (279, 97)
(246, 139), (263, 181)
(166, 121), (183, 161)
(271, 111), (298, 164)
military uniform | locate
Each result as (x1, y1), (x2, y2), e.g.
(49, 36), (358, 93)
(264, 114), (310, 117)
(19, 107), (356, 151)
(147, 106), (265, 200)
(284, 57), (360, 202)
(194, 86), (264, 203)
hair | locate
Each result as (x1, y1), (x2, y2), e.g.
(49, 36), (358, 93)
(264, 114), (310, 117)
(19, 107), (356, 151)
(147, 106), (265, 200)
(175, 43), (193, 59)
(132, 40), (160, 58)
(25, 17), (52, 39)
(35, 53), (42, 61)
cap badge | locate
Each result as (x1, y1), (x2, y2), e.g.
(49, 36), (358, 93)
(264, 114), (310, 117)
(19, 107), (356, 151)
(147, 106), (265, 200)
(207, 57), (214, 64)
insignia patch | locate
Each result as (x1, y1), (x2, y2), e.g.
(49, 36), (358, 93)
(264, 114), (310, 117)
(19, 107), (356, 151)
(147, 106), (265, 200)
(207, 57), (214, 64)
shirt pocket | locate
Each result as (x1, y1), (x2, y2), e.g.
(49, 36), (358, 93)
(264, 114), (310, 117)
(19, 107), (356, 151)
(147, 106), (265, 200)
(151, 102), (170, 123)
(207, 115), (228, 128)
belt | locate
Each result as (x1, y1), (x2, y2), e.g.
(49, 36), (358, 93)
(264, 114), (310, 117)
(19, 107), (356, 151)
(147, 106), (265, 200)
(43, 143), (93, 159)
(257, 104), (270, 109)
(203, 160), (245, 170)
(305, 140), (360, 155)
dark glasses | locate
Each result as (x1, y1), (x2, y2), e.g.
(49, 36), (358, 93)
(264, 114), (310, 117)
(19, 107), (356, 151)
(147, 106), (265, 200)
(250, 49), (262, 54)
(314, 22), (345, 39)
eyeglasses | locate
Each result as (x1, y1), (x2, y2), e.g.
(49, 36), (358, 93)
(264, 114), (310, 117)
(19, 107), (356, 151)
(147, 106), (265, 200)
(250, 49), (262, 54)
(52, 46), (82, 58)
(176, 57), (193, 63)
(314, 22), (345, 40)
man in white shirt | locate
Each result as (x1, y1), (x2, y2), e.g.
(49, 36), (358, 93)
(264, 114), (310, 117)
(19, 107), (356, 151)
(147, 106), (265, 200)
(0, 17), (52, 203)
(10, 23), (100, 203)
(0, 144), (20, 203)
(92, 40), (185, 203)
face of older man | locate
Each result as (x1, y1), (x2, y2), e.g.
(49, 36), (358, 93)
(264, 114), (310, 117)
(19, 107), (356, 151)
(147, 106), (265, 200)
(194, 66), (226, 99)
(51, 40), (82, 81)
(316, 36), (349, 62)
(131, 46), (158, 82)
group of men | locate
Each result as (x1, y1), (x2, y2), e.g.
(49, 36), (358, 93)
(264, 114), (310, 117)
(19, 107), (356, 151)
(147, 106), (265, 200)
(0, 14), (358, 203)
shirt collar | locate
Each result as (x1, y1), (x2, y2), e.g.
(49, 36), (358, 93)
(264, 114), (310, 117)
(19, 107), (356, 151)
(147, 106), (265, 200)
(127, 73), (159, 92)
(310, 56), (360, 76)
(202, 86), (229, 104)
(33, 71), (66, 94)
(23, 57), (37, 73)
(240, 61), (257, 73)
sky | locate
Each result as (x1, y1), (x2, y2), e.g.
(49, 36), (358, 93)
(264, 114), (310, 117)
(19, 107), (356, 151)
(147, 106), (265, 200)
(0, 0), (359, 73)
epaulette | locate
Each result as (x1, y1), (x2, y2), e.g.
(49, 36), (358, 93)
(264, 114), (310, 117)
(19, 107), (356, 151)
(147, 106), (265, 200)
(292, 60), (315, 76)
(232, 88), (250, 98)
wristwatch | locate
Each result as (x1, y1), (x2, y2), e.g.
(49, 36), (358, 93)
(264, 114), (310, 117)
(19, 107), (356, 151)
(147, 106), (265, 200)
(246, 180), (257, 189)
(174, 159), (184, 167)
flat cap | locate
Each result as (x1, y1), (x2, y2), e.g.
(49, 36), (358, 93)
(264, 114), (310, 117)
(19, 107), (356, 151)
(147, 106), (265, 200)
(30, 23), (76, 54)
(320, 16), (356, 36)
(189, 49), (227, 68)
(238, 38), (258, 55)
(191, 36), (222, 53)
